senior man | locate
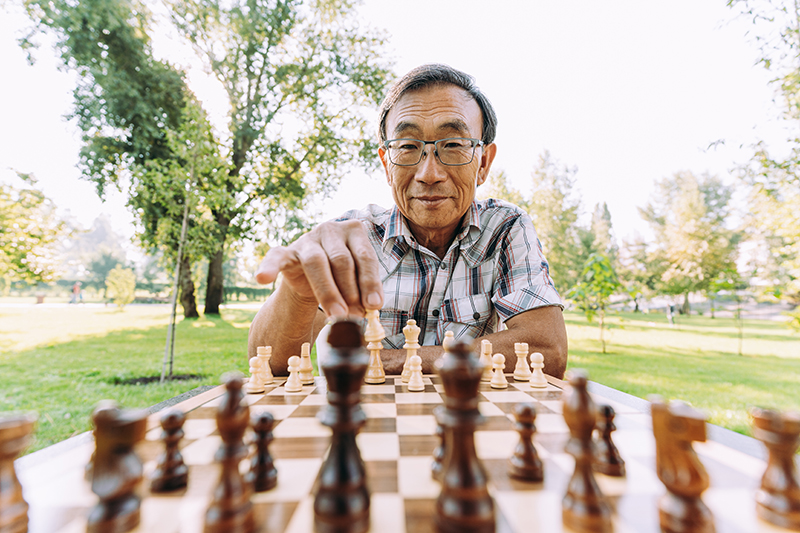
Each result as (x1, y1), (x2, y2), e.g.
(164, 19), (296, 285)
(248, 64), (568, 378)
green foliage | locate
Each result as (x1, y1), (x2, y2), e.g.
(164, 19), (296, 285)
(566, 253), (622, 353)
(86, 249), (127, 295)
(105, 266), (136, 307)
(0, 175), (68, 283)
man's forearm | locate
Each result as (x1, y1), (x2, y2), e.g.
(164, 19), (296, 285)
(247, 283), (324, 376)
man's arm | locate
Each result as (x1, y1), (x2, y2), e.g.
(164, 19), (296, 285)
(377, 305), (568, 378)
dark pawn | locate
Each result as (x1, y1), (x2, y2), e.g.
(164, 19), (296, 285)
(314, 319), (371, 533)
(431, 414), (445, 481)
(562, 371), (612, 533)
(751, 407), (800, 530)
(434, 341), (495, 533)
(0, 413), (36, 533)
(593, 404), (626, 477)
(246, 411), (278, 492)
(204, 375), (254, 533)
(87, 401), (148, 533)
(150, 410), (189, 492)
(507, 403), (543, 482)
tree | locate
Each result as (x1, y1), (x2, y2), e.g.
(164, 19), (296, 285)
(638, 171), (740, 314)
(105, 266), (136, 307)
(0, 174), (67, 284)
(86, 249), (128, 297)
(565, 253), (622, 354)
(709, 267), (749, 355)
(590, 202), (618, 263)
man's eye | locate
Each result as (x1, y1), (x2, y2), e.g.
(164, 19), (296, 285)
(442, 139), (470, 149)
(397, 143), (419, 151)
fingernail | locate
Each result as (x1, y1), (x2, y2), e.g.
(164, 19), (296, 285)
(366, 292), (382, 308)
(329, 303), (348, 317)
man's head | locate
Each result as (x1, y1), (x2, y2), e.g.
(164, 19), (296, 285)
(377, 65), (498, 251)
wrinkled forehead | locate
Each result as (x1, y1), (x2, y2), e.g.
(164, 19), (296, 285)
(385, 84), (483, 140)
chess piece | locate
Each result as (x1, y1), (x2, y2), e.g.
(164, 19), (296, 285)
(87, 401), (148, 533)
(562, 370), (613, 533)
(529, 351), (548, 389)
(401, 319), (421, 383)
(513, 342), (531, 382)
(508, 403), (543, 482)
(150, 409), (189, 492)
(314, 318), (371, 533)
(593, 404), (625, 477)
(284, 355), (303, 392)
(479, 339), (493, 382)
(434, 341), (495, 533)
(442, 330), (455, 351)
(204, 375), (254, 533)
(431, 413), (445, 481)
(257, 346), (274, 385)
(407, 354), (425, 391)
(751, 407), (800, 530)
(246, 411), (278, 492)
(299, 342), (315, 385)
(651, 396), (715, 533)
(0, 413), (36, 533)
(364, 309), (386, 384)
(490, 353), (508, 389)
(245, 356), (265, 393)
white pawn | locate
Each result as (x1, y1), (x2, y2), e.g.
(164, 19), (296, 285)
(513, 342), (532, 382)
(480, 339), (493, 382)
(258, 346), (274, 385)
(442, 331), (455, 352)
(284, 355), (303, 392)
(299, 342), (314, 385)
(490, 353), (508, 389)
(245, 356), (265, 393)
(529, 352), (548, 389)
(407, 355), (425, 392)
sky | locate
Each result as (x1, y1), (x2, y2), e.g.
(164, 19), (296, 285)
(0, 1), (789, 256)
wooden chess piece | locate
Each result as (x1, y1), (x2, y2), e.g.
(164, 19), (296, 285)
(651, 396), (715, 533)
(299, 342), (315, 385)
(257, 346), (274, 385)
(314, 318), (371, 533)
(204, 375), (254, 533)
(593, 404), (625, 477)
(508, 403), (543, 482)
(150, 409), (189, 492)
(433, 341), (495, 533)
(284, 355), (303, 392)
(751, 407), (800, 530)
(0, 413), (36, 533)
(246, 411), (278, 492)
(529, 352), (548, 389)
(87, 401), (148, 533)
(364, 309), (386, 384)
(431, 413), (445, 481)
(442, 330), (455, 351)
(562, 370), (613, 533)
(479, 339), (493, 382)
(401, 319), (421, 383)
(513, 342), (531, 381)
(490, 353), (508, 389)
(407, 354), (425, 391)
(245, 355), (265, 394)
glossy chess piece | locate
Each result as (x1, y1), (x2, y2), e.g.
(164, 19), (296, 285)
(0, 413), (36, 533)
(150, 409), (189, 492)
(508, 403), (543, 482)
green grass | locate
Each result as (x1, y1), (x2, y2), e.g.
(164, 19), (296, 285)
(565, 311), (800, 436)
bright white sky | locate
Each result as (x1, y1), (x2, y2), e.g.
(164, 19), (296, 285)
(0, 1), (788, 254)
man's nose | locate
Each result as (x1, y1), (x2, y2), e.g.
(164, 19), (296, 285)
(415, 146), (447, 183)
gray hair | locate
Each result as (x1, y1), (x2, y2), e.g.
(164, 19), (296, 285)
(378, 64), (498, 145)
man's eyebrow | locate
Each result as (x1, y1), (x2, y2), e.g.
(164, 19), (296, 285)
(393, 121), (422, 137)
(436, 120), (471, 136)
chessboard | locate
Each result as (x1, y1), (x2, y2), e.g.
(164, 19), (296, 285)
(14, 373), (793, 533)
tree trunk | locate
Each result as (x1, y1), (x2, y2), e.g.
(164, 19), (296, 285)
(599, 307), (606, 354)
(204, 247), (225, 315)
(681, 292), (691, 315)
(179, 255), (199, 318)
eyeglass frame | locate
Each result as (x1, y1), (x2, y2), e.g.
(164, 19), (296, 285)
(382, 137), (486, 167)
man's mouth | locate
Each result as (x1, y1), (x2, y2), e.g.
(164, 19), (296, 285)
(414, 196), (450, 207)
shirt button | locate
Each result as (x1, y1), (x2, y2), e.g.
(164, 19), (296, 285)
(473, 312), (480, 320)
(440, 262), (447, 269)
(432, 310), (440, 317)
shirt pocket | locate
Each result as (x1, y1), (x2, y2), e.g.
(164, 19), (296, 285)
(378, 307), (408, 349)
(440, 293), (493, 341)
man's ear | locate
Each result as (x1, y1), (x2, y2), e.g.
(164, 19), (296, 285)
(476, 143), (497, 186)
(378, 145), (392, 184)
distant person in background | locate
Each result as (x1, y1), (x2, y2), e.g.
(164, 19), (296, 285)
(70, 282), (83, 304)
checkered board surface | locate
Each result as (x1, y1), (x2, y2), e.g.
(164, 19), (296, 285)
(18, 374), (789, 533)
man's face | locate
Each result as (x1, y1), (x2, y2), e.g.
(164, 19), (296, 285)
(379, 84), (497, 243)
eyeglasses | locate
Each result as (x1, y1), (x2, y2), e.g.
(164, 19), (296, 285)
(383, 137), (485, 167)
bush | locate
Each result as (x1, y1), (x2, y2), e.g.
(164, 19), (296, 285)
(105, 267), (136, 308)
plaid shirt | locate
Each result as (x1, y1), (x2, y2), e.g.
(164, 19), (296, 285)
(336, 199), (563, 348)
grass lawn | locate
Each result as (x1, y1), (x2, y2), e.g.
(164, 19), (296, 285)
(1, 303), (798, 454)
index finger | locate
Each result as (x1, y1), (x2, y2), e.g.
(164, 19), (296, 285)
(345, 224), (384, 310)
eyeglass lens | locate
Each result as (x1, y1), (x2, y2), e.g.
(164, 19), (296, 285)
(386, 138), (478, 166)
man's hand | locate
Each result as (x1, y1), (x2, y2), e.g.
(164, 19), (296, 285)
(255, 220), (384, 317)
